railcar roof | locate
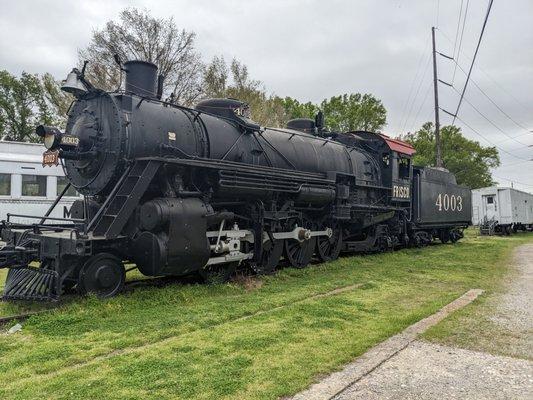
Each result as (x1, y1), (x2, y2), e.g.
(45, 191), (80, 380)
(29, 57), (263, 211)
(472, 186), (533, 196)
(376, 133), (416, 156)
(0, 140), (49, 163)
(348, 131), (416, 156)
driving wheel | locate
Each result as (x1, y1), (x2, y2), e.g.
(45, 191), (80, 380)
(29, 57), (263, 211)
(284, 237), (316, 269)
(316, 225), (343, 262)
(255, 237), (284, 275)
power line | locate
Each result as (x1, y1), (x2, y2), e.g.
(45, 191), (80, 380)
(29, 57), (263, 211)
(452, 0), (494, 124)
(494, 131), (533, 145)
(453, 114), (530, 161)
(398, 38), (431, 132)
(438, 28), (530, 112)
(451, 61), (531, 133)
(452, 0), (464, 58)
(437, 29), (532, 136)
(492, 174), (533, 188)
(452, 0), (470, 84)
(451, 86), (530, 148)
(477, 67), (530, 112)
(401, 55), (432, 133)
(409, 82), (432, 132)
(497, 159), (533, 169)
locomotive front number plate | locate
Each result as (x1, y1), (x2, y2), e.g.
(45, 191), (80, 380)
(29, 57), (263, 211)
(42, 150), (59, 166)
(60, 135), (80, 146)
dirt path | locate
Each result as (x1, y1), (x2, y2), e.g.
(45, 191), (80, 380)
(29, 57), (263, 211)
(489, 244), (533, 359)
(293, 244), (533, 400)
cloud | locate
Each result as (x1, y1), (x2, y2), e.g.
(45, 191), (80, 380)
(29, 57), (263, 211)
(0, 0), (531, 190)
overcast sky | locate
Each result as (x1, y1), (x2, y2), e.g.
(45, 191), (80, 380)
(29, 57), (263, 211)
(1, 0), (531, 191)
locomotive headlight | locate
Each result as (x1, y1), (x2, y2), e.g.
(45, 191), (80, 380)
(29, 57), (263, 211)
(44, 134), (56, 150)
(36, 125), (62, 150)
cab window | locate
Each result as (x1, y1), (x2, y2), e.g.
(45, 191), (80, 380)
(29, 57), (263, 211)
(398, 157), (410, 179)
(382, 154), (390, 167)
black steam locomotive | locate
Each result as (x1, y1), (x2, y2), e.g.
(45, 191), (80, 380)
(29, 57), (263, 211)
(0, 61), (471, 301)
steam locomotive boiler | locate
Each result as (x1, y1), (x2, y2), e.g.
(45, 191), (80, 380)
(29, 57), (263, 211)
(0, 60), (471, 301)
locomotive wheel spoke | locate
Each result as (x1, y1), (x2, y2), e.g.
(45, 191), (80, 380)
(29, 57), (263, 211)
(284, 237), (316, 269)
(255, 239), (283, 275)
(316, 226), (343, 262)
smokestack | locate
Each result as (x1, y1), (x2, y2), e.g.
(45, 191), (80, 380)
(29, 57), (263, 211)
(123, 60), (158, 98)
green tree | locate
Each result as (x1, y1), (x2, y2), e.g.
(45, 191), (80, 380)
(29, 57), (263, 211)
(202, 56), (287, 127)
(320, 93), (387, 132)
(0, 70), (61, 142)
(278, 97), (319, 121)
(403, 122), (500, 188)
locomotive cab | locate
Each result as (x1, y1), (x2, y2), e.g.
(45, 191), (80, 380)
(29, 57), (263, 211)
(344, 131), (415, 203)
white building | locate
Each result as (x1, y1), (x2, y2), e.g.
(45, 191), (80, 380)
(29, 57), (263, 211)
(0, 140), (80, 224)
(472, 186), (533, 233)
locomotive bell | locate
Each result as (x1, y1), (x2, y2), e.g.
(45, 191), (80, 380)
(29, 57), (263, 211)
(61, 69), (89, 97)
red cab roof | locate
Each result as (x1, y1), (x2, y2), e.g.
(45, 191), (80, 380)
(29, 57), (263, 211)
(377, 133), (416, 156)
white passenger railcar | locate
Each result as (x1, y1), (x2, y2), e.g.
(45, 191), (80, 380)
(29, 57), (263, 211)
(472, 186), (533, 234)
(0, 140), (80, 224)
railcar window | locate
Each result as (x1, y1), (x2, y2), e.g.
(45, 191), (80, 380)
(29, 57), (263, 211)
(398, 157), (410, 179)
(57, 177), (78, 197)
(22, 175), (46, 196)
(0, 174), (10, 195)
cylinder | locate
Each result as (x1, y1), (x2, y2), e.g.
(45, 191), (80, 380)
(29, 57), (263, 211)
(139, 199), (171, 231)
(124, 60), (158, 98)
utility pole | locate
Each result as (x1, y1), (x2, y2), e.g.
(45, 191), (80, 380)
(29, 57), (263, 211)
(431, 26), (443, 168)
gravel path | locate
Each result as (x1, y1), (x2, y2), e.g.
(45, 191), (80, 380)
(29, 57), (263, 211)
(335, 341), (533, 400)
(490, 244), (533, 358)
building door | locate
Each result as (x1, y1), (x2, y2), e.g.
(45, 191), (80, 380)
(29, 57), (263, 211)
(482, 195), (497, 221)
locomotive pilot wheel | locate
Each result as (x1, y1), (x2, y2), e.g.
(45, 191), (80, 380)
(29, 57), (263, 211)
(316, 225), (343, 262)
(77, 253), (125, 298)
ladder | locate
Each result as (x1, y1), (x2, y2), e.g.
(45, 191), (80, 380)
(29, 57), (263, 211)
(479, 217), (497, 236)
(92, 160), (160, 239)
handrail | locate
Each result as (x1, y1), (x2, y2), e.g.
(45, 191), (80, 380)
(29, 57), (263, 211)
(7, 214), (85, 223)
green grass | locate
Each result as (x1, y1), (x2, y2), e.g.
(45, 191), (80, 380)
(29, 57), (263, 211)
(0, 230), (531, 399)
